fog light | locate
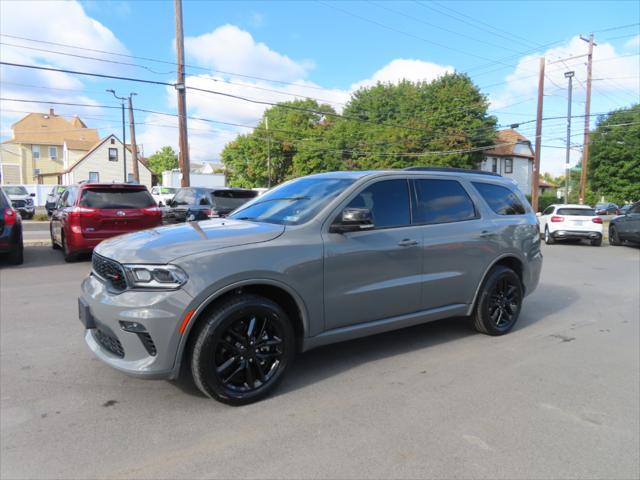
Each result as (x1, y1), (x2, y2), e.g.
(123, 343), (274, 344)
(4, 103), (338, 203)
(119, 321), (147, 333)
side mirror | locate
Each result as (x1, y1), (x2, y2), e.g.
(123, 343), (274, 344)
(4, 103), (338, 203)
(330, 208), (374, 233)
(30, 193), (36, 197)
(535, 212), (542, 217)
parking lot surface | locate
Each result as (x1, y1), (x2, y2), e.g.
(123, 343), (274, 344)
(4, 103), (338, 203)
(1, 243), (639, 479)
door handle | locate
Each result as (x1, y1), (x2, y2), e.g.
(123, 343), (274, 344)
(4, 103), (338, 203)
(398, 239), (418, 247)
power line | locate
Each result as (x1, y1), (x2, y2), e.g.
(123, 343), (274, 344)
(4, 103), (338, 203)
(593, 22), (640, 33)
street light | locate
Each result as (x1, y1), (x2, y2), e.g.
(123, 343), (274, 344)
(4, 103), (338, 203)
(563, 71), (575, 204)
(106, 89), (129, 182)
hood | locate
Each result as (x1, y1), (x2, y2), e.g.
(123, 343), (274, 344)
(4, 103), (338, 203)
(7, 193), (30, 200)
(94, 218), (285, 264)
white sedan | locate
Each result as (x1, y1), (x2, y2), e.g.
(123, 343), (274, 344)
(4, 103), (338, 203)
(538, 204), (603, 246)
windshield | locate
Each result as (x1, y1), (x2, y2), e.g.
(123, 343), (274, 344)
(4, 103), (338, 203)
(229, 177), (355, 225)
(3, 186), (28, 196)
(557, 208), (596, 216)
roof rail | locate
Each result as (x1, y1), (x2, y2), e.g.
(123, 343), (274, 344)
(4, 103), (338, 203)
(404, 166), (501, 177)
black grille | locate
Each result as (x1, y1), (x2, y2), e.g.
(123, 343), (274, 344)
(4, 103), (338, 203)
(137, 332), (157, 356)
(95, 328), (125, 358)
(92, 253), (127, 292)
(12, 200), (26, 208)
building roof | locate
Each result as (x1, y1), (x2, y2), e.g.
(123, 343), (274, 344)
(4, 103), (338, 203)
(9, 110), (99, 147)
(65, 139), (98, 151)
(483, 129), (534, 158)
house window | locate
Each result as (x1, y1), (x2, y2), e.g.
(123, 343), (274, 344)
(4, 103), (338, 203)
(491, 158), (498, 173)
(505, 158), (513, 174)
(32, 145), (40, 159)
(109, 148), (118, 161)
(88, 172), (99, 183)
(49, 146), (57, 160)
(127, 173), (135, 182)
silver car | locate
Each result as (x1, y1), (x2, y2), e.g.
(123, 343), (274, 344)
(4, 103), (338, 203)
(79, 169), (542, 405)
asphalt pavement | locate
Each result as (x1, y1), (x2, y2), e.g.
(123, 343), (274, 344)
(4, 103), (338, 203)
(1, 243), (639, 479)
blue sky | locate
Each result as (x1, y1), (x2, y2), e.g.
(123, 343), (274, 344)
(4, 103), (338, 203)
(1, 0), (638, 174)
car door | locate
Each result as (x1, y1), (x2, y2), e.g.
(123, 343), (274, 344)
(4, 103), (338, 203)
(322, 178), (421, 330)
(618, 202), (640, 241)
(412, 178), (490, 310)
(51, 188), (74, 243)
(539, 205), (555, 233)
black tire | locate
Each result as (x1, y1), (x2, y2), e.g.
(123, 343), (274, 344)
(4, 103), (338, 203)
(50, 226), (60, 250)
(7, 233), (24, 265)
(472, 265), (523, 336)
(190, 294), (295, 406)
(544, 227), (555, 245)
(61, 233), (76, 262)
(609, 226), (621, 246)
(590, 236), (602, 247)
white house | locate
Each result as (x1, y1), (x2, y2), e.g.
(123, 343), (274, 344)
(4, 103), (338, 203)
(38, 134), (152, 187)
(480, 129), (534, 195)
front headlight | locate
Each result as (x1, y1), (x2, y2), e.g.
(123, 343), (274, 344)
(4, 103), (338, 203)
(123, 264), (188, 289)
(26, 198), (34, 206)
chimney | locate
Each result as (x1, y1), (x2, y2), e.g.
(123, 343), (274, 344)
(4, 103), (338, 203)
(49, 108), (54, 116)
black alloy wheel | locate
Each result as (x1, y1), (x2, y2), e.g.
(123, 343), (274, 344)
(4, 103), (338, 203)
(609, 226), (621, 246)
(472, 265), (523, 336)
(191, 294), (294, 405)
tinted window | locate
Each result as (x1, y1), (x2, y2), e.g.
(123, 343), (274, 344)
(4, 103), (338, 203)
(0, 189), (9, 208)
(630, 203), (640, 214)
(3, 186), (29, 196)
(542, 206), (555, 216)
(347, 179), (410, 228)
(79, 188), (155, 209)
(172, 188), (197, 206)
(557, 208), (595, 216)
(230, 177), (354, 225)
(212, 190), (258, 211)
(413, 179), (476, 224)
(473, 182), (526, 215)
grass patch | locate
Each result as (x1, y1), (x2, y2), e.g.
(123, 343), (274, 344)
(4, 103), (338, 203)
(31, 213), (49, 222)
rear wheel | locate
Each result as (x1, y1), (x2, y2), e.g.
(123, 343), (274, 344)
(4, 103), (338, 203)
(50, 226), (60, 250)
(61, 232), (77, 262)
(544, 227), (555, 245)
(190, 294), (295, 406)
(609, 226), (621, 246)
(7, 233), (24, 265)
(472, 266), (523, 336)
(590, 236), (602, 247)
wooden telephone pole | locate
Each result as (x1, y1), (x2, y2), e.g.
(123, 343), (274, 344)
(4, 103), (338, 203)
(127, 94), (140, 183)
(174, 0), (190, 187)
(531, 56), (545, 212)
(579, 33), (596, 204)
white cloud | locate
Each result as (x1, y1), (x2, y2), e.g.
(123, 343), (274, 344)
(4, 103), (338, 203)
(184, 25), (313, 82)
(624, 34), (640, 50)
(351, 59), (454, 90)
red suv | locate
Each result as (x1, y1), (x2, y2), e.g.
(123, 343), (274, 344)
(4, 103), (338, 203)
(50, 183), (162, 261)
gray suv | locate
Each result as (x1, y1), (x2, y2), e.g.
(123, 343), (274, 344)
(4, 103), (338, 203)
(79, 169), (542, 405)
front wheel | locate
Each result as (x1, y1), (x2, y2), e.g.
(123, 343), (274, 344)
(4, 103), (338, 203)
(472, 266), (523, 336)
(190, 294), (295, 406)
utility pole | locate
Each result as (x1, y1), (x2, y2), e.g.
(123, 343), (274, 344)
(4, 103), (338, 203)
(107, 89), (127, 182)
(531, 56), (545, 212)
(579, 33), (596, 204)
(266, 115), (271, 188)
(564, 71), (575, 204)
(174, 0), (190, 187)
(127, 93), (140, 183)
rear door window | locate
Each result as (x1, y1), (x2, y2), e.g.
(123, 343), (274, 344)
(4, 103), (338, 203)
(172, 188), (196, 206)
(211, 190), (258, 211)
(412, 179), (477, 224)
(472, 182), (526, 215)
(346, 179), (410, 229)
(79, 188), (155, 209)
(556, 208), (595, 216)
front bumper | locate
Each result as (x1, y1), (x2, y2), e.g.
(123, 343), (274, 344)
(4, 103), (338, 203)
(16, 206), (35, 217)
(80, 274), (193, 378)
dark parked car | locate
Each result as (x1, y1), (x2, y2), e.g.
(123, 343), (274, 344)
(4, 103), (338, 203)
(609, 201), (640, 246)
(45, 185), (67, 217)
(50, 183), (162, 261)
(164, 187), (258, 224)
(618, 204), (633, 215)
(594, 202), (619, 215)
(0, 188), (24, 265)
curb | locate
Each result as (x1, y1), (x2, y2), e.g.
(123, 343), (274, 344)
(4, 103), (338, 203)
(24, 240), (52, 247)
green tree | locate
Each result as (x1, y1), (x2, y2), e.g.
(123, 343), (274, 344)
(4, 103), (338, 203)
(588, 104), (640, 204)
(147, 146), (178, 175)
